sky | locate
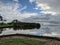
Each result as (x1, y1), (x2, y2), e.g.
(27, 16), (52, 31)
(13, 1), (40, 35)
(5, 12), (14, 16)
(0, 0), (59, 22)
(0, 0), (60, 36)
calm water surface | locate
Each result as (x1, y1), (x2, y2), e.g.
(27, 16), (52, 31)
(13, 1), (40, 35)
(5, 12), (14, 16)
(0, 24), (60, 37)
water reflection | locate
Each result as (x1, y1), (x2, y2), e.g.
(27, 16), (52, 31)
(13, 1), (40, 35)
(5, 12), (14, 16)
(13, 25), (40, 30)
(0, 25), (40, 35)
(0, 24), (60, 37)
(40, 24), (60, 37)
(0, 28), (3, 34)
(0, 28), (41, 36)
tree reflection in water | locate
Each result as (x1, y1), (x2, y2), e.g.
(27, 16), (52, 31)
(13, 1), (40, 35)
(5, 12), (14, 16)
(0, 28), (3, 34)
(0, 23), (40, 34)
(13, 24), (40, 30)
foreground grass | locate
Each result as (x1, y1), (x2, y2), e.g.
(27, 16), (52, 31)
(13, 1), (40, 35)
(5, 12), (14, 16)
(0, 38), (44, 45)
(0, 36), (60, 45)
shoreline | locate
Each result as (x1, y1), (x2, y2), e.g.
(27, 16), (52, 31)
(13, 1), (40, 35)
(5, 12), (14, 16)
(0, 34), (60, 45)
(0, 34), (60, 41)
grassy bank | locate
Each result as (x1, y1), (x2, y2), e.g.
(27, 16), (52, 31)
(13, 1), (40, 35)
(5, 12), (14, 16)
(0, 35), (60, 45)
(0, 38), (44, 45)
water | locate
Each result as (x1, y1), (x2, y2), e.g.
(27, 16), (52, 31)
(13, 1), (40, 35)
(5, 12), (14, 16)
(0, 24), (60, 37)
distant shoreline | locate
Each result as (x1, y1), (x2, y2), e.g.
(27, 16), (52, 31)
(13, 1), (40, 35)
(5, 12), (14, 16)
(0, 22), (40, 29)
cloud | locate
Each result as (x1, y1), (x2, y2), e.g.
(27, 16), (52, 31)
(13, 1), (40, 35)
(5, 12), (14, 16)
(35, 1), (56, 15)
(36, 3), (51, 10)
(0, 1), (21, 22)
(29, 0), (35, 3)
(35, 0), (60, 14)
(19, 6), (27, 12)
(41, 11), (56, 15)
(0, 0), (37, 22)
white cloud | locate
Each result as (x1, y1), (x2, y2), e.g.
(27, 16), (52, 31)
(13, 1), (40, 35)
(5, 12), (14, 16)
(0, 1), (21, 22)
(36, 3), (51, 10)
(29, 0), (35, 3)
(19, 6), (27, 12)
(35, 0), (60, 14)
(41, 11), (56, 15)
(35, 1), (57, 15)
(21, 13), (37, 18)
(0, 1), (37, 22)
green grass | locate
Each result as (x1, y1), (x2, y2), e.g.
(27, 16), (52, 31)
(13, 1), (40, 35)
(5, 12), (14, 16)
(0, 24), (13, 27)
(0, 38), (44, 45)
